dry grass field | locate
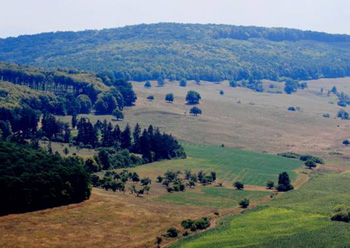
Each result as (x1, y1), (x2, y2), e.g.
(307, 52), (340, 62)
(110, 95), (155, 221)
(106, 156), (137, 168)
(123, 78), (350, 168)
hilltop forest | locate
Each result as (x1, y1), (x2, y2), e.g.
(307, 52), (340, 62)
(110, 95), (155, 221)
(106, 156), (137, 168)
(1, 23), (350, 82)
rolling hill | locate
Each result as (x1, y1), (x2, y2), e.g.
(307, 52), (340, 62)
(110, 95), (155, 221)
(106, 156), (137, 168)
(1, 23), (350, 82)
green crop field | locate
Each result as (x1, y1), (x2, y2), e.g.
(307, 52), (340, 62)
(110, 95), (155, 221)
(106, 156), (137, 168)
(155, 187), (271, 209)
(171, 171), (350, 248)
(132, 142), (302, 186)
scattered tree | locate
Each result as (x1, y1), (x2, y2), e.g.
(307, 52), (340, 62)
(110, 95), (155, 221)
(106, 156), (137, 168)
(190, 107), (202, 116)
(239, 198), (250, 208)
(186, 90), (201, 105)
(165, 93), (174, 103)
(234, 181), (244, 190)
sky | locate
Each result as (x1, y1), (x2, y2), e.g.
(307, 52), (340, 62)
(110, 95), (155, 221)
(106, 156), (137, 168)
(1, 0), (349, 38)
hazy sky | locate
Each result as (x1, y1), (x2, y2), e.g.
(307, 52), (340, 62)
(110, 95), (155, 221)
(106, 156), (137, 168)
(1, 0), (349, 38)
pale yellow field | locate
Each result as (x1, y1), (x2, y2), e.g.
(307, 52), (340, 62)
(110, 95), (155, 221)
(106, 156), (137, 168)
(119, 79), (350, 168)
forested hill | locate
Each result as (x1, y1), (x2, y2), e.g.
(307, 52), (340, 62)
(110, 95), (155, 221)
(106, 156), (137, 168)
(1, 23), (350, 82)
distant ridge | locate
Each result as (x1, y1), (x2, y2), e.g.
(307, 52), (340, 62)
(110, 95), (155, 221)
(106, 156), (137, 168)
(1, 23), (350, 82)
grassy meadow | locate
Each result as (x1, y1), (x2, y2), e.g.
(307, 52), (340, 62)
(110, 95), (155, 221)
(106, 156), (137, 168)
(129, 142), (302, 186)
(171, 171), (350, 248)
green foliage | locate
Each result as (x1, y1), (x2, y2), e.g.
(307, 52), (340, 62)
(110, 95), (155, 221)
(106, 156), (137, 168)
(337, 109), (349, 120)
(3, 24), (350, 82)
(180, 79), (187, 87)
(0, 63), (136, 115)
(181, 218), (210, 231)
(331, 205), (350, 223)
(190, 107), (202, 116)
(112, 109), (124, 120)
(144, 81), (151, 88)
(305, 160), (317, 169)
(186, 90), (201, 105)
(239, 198), (250, 208)
(266, 180), (274, 189)
(166, 227), (179, 238)
(165, 93), (174, 103)
(147, 95), (154, 101)
(234, 181), (244, 190)
(277, 172), (294, 192)
(0, 141), (91, 215)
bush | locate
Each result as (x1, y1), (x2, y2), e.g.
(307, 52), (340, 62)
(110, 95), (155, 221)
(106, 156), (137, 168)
(147, 95), (154, 101)
(331, 205), (350, 223)
(234, 181), (244, 190)
(338, 109), (349, 120)
(287, 107), (296, 111)
(166, 227), (179, 238)
(239, 198), (250, 208)
(300, 155), (324, 164)
(305, 160), (317, 169)
(266, 180), (274, 189)
(181, 219), (194, 229)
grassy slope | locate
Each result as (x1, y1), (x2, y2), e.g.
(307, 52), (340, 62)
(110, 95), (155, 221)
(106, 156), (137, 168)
(172, 171), (350, 248)
(155, 187), (271, 209)
(131, 142), (302, 186)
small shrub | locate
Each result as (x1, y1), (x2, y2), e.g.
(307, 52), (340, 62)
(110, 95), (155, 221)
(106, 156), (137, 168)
(234, 181), (244, 190)
(166, 227), (179, 238)
(266, 181), (274, 189)
(239, 198), (249, 208)
(147, 95), (154, 101)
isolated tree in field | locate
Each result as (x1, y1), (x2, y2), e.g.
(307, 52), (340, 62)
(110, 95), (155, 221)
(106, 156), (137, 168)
(157, 76), (165, 87)
(147, 95), (154, 101)
(234, 181), (244, 190)
(165, 93), (174, 103)
(113, 109), (124, 121)
(239, 198), (249, 208)
(144, 81), (151, 88)
(186, 90), (201, 104)
(277, 172), (294, 192)
(305, 160), (317, 169)
(219, 90), (224, 95)
(190, 107), (202, 116)
(266, 181), (274, 189)
(180, 79), (187, 87)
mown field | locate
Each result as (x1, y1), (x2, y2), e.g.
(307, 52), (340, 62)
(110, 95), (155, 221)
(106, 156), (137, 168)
(172, 171), (350, 248)
(129, 142), (302, 186)
(155, 187), (271, 209)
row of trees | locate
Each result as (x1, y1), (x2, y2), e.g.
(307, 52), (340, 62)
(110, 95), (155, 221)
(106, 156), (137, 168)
(157, 170), (217, 192)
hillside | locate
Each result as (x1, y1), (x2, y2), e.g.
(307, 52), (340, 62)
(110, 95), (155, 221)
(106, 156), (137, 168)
(1, 23), (350, 82)
(0, 62), (136, 115)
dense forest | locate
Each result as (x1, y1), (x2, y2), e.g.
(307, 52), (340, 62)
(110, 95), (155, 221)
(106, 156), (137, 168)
(0, 141), (91, 215)
(0, 62), (137, 115)
(1, 23), (350, 82)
